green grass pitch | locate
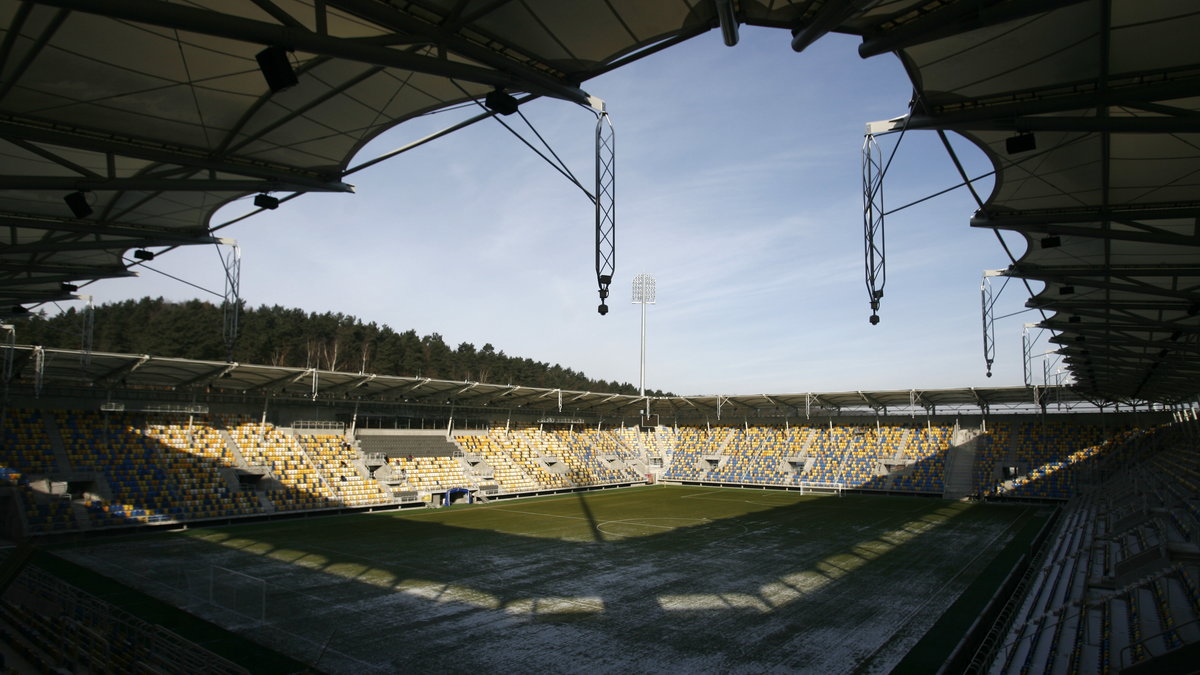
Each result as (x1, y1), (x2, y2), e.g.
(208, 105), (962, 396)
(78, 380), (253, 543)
(55, 485), (1047, 673)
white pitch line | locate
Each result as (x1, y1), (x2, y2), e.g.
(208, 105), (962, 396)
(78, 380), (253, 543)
(679, 492), (800, 507)
(486, 507), (594, 522)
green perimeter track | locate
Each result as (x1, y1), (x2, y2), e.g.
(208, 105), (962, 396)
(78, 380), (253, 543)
(49, 485), (1042, 674)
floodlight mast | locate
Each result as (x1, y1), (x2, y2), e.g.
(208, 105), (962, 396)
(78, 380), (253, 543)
(632, 273), (655, 416)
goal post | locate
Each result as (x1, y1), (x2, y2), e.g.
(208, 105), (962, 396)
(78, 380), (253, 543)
(204, 565), (267, 625)
(798, 481), (845, 496)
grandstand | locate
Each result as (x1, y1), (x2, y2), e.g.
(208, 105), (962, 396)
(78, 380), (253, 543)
(2, 1), (1199, 673)
(1, 360), (1196, 673)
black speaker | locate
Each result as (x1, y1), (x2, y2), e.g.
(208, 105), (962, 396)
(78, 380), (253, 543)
(64, 191), (92, 218)
(1005, 132), (1036, 155)
(484, 89), (519, 115)
(256, 46), (298, 93)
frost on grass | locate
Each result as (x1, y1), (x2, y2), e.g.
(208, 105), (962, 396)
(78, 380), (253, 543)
(58, 489), (1026, 674)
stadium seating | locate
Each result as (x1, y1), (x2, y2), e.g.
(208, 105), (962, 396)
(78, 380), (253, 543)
(141, 416), (259, 520)
(988, 425), (1200, 673)
(452, 428), (643, 494)
(229, 420), (341, 512)
(658, 423), (952, 494)
(974, 421), (1120, 500)
(4, 408), (1184, 546)
(294, 433), (391, 507)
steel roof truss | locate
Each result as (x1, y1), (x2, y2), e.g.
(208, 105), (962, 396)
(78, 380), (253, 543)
(1, 235), (216, 254)
(320, 374), (376, 394)
(0, 176), (348, 193)
(914, 70), (1200, 125)
(34, 0), (591, 104)
(94, 354), (149, 385)
(857, 0), (1093, 58)
(174, 362), (238, 388)
(324, 0), (592, 104)
(0, 118), (354, 191)
(0, 271), (127, 287)
(1017, 274), (1200, 303)
(1, 215), (216, 241)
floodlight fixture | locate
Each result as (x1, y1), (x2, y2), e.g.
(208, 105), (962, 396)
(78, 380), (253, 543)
(254, 193), (280, 209)
(1005, 132), (1036, 155)
(632, 273), (656, 304)
(484, 89), (519, 115)
(256, 46), (298, 93)
(64, 191), (92, 218)
(133, 249), (155, 261)
(60, 283), (78, 292)
(1040, 236), (1061, 249)
(632, 273), (656, 414)
(1059, 285), (1075, 295)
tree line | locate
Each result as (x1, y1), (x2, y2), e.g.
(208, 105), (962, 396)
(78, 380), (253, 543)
(13, 297), (671, 395)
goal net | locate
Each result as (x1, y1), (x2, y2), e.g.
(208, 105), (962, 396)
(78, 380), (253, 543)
(187, 565), (266, 625)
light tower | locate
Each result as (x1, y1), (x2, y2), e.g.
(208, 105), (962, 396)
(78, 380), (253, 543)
(632, 273), (655, 417)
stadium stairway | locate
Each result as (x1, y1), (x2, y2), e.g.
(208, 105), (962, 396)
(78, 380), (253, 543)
(217, 428), (251, 469)
(943, 435), (978, 499)
(40, 414), (72, 472)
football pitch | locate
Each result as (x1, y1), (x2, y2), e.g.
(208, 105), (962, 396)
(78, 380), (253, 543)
(57, 486), (1048, 673)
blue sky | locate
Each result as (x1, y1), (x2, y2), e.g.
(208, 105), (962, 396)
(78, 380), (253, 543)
(69, 27), (1058, 396)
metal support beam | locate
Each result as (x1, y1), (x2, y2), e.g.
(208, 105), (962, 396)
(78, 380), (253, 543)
(1, 323), (14, 386)
(1022, 274), (1199, 303)
(595, 111), (616, 315)
(319, 374), (376, 395)
(174, 362), (238, 388)
(1022, 324), (1036, 387)
(31, 0), (592, 105)
(1009, 263), (1200, 278)
(1, 237), (215, 254)
(981, 271), (1004, 378)
(79, 294), (93, 367)
(250, 368), (312, 392)
(0, 214), (225, 242)
(713, 0), (739, 46)
(324, 0), (593, 104)
(972, 203), (1200, 228)
(1028, 298), (1192, 311)
(0, 176), (348, 193)
(0, 117), (352, 190)
(221, 243), (241, 362)
(912, 72), (1200, 126)
(94, 353), (149, 385)
(1041, 317), (1200, 334)
(0, 288), (80, 301)
(859, 0), (1094, 58)
(0, 272), (127, 287)
(791, 0), (874, 53)
(907, 114), (1200, 134)
(0, 260), (133, 277)
(863, 130), (885, 324)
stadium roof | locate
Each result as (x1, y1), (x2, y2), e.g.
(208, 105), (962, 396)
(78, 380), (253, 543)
(6, 344), (1112, 418)
(1, 1), (1198, 404)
